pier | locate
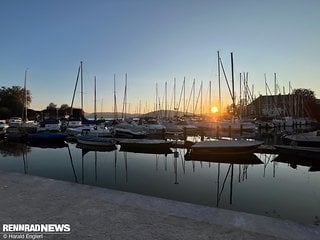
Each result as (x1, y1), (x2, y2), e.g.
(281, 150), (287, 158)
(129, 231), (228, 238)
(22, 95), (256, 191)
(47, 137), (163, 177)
(0, 170), (319, 240)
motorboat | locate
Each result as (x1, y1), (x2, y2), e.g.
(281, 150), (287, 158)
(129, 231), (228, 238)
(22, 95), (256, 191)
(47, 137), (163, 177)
(284, 130), (320, 147)
(77, 135), (115, 147)
(187, 139), (264, 155)
(274, 145), (320, 160)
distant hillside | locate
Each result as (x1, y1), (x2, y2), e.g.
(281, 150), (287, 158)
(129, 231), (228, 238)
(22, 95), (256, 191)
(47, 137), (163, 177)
(142, 110), (190, 118)
(85, 110), (193, 119)
(85, 112), (137, 119)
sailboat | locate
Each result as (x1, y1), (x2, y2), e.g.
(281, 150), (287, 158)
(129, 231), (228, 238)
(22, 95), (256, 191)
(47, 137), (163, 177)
(215, 52), (255, 133)
(6, 69), (37, 140)
(66, 75), (112, 138)
(109, 73), (149, 138)
(185, 53), (263, 157)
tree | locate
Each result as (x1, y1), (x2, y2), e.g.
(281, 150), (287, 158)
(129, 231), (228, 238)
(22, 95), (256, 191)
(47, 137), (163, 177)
(0, 86), (31, 118)
(60, 104), (69, 110)
(292, 88), (316, 101)
(292, 88), (320, 120)
(47, 102), (57, 110)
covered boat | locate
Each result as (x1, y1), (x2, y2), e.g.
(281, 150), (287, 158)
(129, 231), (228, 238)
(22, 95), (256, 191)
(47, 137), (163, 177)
(273, 151), (320, 170)
(76, 142), (117, 152)
(284, 130), (320, 147)
(118, 139), (172, 151)
(38, 119), (61, 131)
(77, 135), (115, 147)
(274, 145), (320, 161)
(184, 152), (263, 165)
(27, 131), (67, 143)
(188, 139), (264, 155)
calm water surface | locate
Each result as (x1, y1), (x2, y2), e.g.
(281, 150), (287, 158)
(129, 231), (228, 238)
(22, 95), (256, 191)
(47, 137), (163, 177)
(0, 140), (319, 225)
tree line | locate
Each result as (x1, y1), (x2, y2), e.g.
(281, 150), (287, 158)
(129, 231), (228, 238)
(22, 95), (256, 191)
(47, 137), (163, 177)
(0, 86), (70, 119)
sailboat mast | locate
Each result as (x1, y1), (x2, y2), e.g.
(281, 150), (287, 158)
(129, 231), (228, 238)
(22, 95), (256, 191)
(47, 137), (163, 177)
(155, 83), (158, 112)
(113, 74), (118, 119)
(209, 81), (212, 114)
(217, 51), (221, 118)
(80, 61), (83, 112)
(274, 73), (277, 116)
(94, 76), (97, 121)
(183, 77), (186, 116)
(174, 77), (176, 112)
(193, 78), (195, 116)
(23, 68), (28, 121)
(264, 74), (268, 115)
(165, 81), (167, 120)
(200, 81), (203, 116)
(231, 52), (235, 116)
(122, 73), (127, 120)
(70, 64), (81, 117)
(239, 73), (242, 120)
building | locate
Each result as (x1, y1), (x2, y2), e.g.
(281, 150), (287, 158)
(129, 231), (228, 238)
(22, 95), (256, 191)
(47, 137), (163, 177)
(246, 94), (316, 119)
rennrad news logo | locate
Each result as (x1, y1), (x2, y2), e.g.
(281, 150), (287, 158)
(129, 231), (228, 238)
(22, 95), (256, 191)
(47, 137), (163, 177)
(1, 224), (71, 239)
(2, 224), (70, 233)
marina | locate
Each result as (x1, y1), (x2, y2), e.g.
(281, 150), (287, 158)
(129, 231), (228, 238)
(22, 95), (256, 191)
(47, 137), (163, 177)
(1, 1), (320, 238)
(1, 70), (319, 227)
(0, 125), (320, 226)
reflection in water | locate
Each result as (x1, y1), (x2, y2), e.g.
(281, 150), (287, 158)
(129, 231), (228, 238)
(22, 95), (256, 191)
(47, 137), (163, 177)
(255, 153), (278, 178)
(22, 147), (28, 174)
(0, 141), (30, 157)
(27, 141), (68, 149)
(273, 154), (320, 172)
(114, 150), (117, 184)
(173, 150), (178, 184)
(124, 151), (128, 184)
(67, 145), (78, 183)
(0, 140), (319, 225)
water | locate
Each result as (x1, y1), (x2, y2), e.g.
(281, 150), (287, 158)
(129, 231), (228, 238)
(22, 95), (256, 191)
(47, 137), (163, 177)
(0, 140), (320, 225)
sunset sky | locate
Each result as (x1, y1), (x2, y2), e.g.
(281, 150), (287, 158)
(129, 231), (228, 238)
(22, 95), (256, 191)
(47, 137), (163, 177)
(1, 0), (319, 114)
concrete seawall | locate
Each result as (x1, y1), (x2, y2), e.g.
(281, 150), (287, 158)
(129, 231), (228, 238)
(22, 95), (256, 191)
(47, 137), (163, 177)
(0, 171), (319, 240)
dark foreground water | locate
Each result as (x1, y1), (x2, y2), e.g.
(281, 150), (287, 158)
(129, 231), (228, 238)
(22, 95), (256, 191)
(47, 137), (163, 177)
(0, 140), (319, 225)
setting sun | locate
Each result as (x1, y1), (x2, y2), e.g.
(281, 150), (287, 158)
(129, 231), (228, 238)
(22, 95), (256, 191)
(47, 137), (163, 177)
(211, 106), (219, 113)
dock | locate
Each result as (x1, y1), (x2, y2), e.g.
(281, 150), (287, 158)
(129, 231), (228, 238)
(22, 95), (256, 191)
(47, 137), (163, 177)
(0, 171), (319, 240)
(115, 138), (280, 154)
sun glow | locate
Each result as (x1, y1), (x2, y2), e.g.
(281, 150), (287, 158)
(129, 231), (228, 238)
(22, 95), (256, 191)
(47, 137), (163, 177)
(211, 106), (219, 113)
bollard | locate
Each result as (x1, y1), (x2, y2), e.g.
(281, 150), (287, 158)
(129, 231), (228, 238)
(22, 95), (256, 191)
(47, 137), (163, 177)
(216, 126), (220, 138)
(258, 124), (262, 135)
(162, 128), (166, 140)
(200, 127), (204, 141)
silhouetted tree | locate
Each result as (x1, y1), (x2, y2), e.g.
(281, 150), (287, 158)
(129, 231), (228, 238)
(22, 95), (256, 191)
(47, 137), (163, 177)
(60, 104), (69, 110)
(0, 86), (31, 119)
(46, 102), (57, 110)
(292, 88), (319, 120)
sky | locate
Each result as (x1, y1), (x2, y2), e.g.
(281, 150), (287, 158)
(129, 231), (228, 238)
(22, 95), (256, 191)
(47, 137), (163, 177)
(0, 0), (319, 114)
